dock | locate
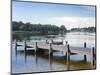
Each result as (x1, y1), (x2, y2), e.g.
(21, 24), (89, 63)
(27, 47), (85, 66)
(14, 40), (96, 69)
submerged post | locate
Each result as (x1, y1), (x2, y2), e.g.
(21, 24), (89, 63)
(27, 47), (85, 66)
(84, 42), (87, 62)
(35, 42), (38, 64)
(15, 40), (17, 52)
(66, 41), (68, 45)
(92, 47), (95, 66)
(35, 42), (38, 54)
(84, 42), (86, 48)
(24, 40), (27, 53)
(67, 44), (70, 70)
(65, 41), (70, 70)
(49, 43), (53, 66)
(15, 40), (17, 56)
(46, 40), (48, 44)
(51, 40), (53, 44)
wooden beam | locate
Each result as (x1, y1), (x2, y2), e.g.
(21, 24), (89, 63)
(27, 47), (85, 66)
(46, 40), (48, 44)
(92, 47), (95, 66)
(84, 42), (87, 62)
(66, 41), (68, 45)
(51, 40), (53, 44)
(49, 43), (53, 66)
(66, 44), (70, 70)
(15, 40), (17, 53)
(84, 42), (86, 48)
(35, 42), (38, 54)
(35, 42), (38, 64)
(24, 40), (27, 53)
(15, 40), (17, 56)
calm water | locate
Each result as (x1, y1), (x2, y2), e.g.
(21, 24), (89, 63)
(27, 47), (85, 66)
(11, 32), (95, 74)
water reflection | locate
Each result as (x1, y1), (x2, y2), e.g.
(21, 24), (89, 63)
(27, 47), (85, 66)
(12, 32), (95, 74)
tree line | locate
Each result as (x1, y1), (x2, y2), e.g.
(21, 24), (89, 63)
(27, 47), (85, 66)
(70, 27), (96, 32)
(12, 21), (67, 35)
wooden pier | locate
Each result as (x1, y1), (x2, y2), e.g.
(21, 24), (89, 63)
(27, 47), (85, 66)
(14, 40), (96, 69)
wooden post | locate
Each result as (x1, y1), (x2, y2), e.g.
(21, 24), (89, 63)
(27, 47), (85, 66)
(67, 44), (70, 70)
(66, 41), (68, 45)
(35, 42), (38, 54)
(46, 40), (47, 44)
(51, 40), (53, 44)
(84, 42), (87, 62)
(92, 47), (95, 66)
(49, 43), (53, 66)
(15, 40), (17, 56)
(61, 40), (63, 45)
(35, 42), (38, 64)
(84, 42), (86, 48)
(15, 40), (17, 52)
(24, 40), (27, 53)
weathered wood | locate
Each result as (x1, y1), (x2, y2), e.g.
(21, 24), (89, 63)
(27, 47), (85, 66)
(92, 47), (95, 66)
(24, 40), (27, 53)
(15, 41), (92, 56)
(49, 43), (53, 65)
(67, 44), (70, 70)
(15, 40), (17, 52)
(84, 42), (87, 62)
(46, 40), (48, 44)
(14, 40), (95, 67)
(51, 40), (53, 43)
(66, 41), (68, 45)
(15, 40), (17, 56)
(84, 42), (86, 48)
(34, 42), (38, 64)
(35, 42), (38, 54)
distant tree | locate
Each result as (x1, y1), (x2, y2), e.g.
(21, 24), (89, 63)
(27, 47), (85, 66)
(12, 21), (67, 35)
(60, 25), (67, 34)
(70, 27), (96, 32)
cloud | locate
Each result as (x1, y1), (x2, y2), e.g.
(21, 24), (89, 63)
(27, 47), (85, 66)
(45, 16), (95, 29)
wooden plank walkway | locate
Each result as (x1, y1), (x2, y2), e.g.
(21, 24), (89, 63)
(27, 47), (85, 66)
(15, 40), (96, 66)
(16, 41), (92, 55)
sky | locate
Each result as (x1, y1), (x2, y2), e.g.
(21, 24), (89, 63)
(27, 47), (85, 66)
(12, 1), (96, 29)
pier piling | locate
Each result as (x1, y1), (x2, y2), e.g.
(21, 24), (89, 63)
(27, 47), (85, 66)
(15, 40), (18, 56)
(92, 47), (95, 66)
(84, 42), (87, 62)
(24, 40), (27, 53)
(66, 41), (70, 70)
(35, 42), (38, 64)
(49, 43), (53, 65)
(15, 40), (17, 52)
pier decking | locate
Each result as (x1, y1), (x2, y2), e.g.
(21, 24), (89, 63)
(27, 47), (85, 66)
(14, 40), (96, 67)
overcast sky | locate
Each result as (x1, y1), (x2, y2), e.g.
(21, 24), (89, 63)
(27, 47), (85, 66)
(12, 1), (96, 29)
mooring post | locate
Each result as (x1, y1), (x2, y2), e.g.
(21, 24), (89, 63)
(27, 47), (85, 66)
(15, 40), (17, 52)
(84, 42), (87, 62)
(35, 42), (38, 64)
(49, 43), (53, 66)
(61, 40), (63, 45)
(65, 41), (70, 70)
(66, 41), (68, 45)
(65, 41), (68, 59)
(24, 40), (27, 53)
(35, 42), (38, 54)
(46, 40), (48, 44)
(92, 47), (95, 66)
(51, 40), (53, 44)
(84, 42), (86, 48)
(15, 40), (18, 56)
(67, 44), (70, 70)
